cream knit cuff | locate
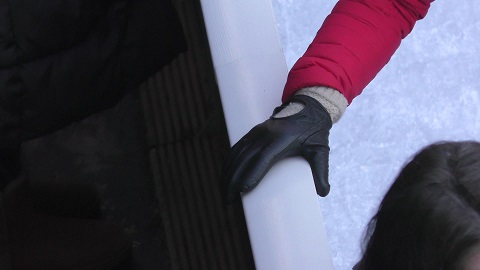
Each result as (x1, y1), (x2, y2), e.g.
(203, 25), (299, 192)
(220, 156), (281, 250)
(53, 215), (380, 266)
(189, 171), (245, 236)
(273, 86), (348, 123)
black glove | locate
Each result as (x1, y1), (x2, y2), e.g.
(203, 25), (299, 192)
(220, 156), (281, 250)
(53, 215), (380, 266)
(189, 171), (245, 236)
(223, 94), (333, 203)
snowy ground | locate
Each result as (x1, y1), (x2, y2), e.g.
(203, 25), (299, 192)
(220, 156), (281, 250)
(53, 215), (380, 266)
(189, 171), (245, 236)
(272, 1), (480, 269)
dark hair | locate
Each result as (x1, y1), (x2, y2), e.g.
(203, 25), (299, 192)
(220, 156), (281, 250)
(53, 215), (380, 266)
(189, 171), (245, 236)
(356, 141), (480, 270)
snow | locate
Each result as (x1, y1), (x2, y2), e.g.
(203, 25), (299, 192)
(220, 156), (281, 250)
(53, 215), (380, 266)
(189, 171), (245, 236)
(271, 1), (480, 269)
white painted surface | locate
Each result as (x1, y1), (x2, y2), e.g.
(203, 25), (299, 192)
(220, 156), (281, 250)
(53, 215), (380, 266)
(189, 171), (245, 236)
(199, 0), (334, 269)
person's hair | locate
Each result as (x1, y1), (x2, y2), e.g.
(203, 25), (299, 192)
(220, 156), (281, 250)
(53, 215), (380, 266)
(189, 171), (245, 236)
(356, 141), (480, 270)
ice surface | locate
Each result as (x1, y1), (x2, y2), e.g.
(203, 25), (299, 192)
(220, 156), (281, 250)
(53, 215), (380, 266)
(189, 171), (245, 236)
(272, 1), (480, 269)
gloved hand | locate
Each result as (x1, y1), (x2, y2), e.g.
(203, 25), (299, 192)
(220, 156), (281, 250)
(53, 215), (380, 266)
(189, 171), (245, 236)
(223, 94), (333, 203)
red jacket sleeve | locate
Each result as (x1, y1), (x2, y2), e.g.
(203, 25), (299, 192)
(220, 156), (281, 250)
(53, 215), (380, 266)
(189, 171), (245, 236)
(282, 0), (433, 104)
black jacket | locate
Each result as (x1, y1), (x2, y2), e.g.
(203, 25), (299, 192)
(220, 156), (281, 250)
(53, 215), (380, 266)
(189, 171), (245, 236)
(0, 0), (186, 183)
(0, 0), (186, 186)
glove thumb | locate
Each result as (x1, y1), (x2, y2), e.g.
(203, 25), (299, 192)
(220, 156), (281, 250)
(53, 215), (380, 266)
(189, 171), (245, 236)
(303, 145), (330, 197)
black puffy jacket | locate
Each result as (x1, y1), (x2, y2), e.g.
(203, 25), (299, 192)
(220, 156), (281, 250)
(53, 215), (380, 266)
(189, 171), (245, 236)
(0, 0), (186, 185)
(0, 0), (186, 183)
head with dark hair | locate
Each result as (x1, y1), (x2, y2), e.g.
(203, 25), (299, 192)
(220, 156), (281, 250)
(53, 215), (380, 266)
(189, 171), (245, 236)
(356, 141), (480, 270)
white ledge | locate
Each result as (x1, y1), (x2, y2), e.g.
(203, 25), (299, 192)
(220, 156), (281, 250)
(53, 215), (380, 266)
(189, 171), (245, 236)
(199, 1), (334, 269)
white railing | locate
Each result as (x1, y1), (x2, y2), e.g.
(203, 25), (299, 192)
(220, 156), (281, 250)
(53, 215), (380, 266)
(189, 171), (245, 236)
(199, 0), (334, 269)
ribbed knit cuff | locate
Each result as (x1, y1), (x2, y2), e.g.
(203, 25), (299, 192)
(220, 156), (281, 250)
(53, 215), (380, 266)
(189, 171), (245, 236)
(296, 87), (348, 123)
(273, 86), (348, 123)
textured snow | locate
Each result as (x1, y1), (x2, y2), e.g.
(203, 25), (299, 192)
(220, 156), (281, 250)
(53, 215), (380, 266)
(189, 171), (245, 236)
(272, 1), (480, 269)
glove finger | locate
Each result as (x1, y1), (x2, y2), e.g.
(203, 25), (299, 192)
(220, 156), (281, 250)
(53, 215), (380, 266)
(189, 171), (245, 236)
(225, 140), (283, 203)
(222, 126), (270, 202)
(222, 138), (251, 184)
(224, 148), (261, 202)
(303, 146), (330, 197)
(222, 125), (266, 181)
(222, 143), (254, 202)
